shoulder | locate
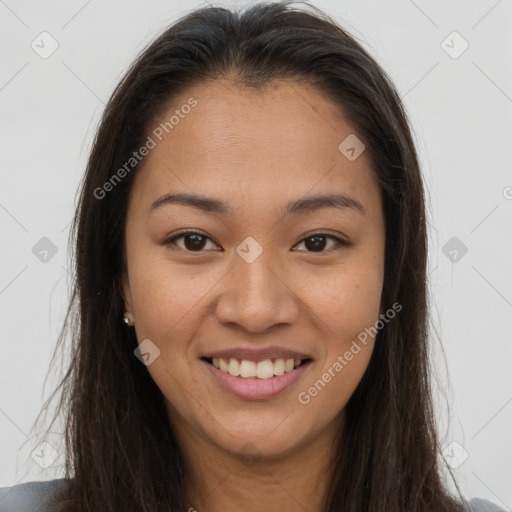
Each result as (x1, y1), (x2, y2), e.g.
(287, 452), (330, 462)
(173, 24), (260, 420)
(1, 482), (507, 512)
(463, 497), (508, 512)
(0, 478), (69, 512)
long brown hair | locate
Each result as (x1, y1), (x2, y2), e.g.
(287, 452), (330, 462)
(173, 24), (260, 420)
(32, 1), (464, 510)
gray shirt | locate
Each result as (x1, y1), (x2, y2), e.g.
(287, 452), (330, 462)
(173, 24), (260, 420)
(0, 478), (508, 511)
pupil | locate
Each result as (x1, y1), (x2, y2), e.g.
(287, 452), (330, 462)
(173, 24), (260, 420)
(306, 235), (326, 252)
(185, 234), (206, 251)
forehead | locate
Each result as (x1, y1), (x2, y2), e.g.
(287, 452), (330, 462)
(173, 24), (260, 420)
(129, 79), (378, 215)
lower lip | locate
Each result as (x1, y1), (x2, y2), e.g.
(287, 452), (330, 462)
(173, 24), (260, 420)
(201, 359), (312, 400)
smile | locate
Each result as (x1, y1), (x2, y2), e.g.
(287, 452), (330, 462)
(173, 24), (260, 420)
(201, 357), (313, 400)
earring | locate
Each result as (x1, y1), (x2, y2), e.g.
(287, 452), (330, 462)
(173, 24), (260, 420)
(123, 312), (135, 326)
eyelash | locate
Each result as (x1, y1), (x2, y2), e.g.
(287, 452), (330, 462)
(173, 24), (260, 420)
(164, 230), (350, 253)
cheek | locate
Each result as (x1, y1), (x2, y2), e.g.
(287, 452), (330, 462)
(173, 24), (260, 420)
(296, 339), (373, 430)
(129, 256), (212, 340)
(295, 270), (381, 418)
(128, 264), (205, 402)
(298, 254), (383, 405)
(302, 263), (383, 340)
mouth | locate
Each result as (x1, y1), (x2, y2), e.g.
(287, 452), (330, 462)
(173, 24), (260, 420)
(200, 356), (313, 380)
(200, 356), (313, 400)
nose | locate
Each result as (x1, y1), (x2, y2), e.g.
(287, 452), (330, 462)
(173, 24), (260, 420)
(214, 249), (300, 333)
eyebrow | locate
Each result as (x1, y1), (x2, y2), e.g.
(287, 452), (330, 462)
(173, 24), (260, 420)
(149, 191), (365, 216)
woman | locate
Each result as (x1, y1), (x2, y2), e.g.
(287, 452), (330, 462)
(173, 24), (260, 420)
(0, 2), (506, 511)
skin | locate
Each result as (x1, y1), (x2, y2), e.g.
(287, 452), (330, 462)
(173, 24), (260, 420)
(121, 78), (386, 512)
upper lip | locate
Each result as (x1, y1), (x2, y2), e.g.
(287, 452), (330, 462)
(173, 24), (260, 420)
(201, 346), (313, 363)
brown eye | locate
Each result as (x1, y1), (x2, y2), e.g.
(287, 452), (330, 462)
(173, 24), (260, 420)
(164, 231), (218, 252)
(293, 234), (349, 253)
(164, 231), (349, 253)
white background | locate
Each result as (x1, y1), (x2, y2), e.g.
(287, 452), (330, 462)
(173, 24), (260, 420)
(0, 0), (511, 508)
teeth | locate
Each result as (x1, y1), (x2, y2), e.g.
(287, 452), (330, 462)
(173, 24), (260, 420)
(219, 358), (228, 371)
(240, 360), (257, 378)
(256, 360), (274, 379)
(228, 358), (240, 376)
(273, 358), (285, 375)
(211, 357), (305, 379)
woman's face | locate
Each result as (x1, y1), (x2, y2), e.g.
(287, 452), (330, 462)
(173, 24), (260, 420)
(121, 79), (385, 461)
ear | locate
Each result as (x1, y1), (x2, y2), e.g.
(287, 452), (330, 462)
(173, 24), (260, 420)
(120, 270), (133, 312)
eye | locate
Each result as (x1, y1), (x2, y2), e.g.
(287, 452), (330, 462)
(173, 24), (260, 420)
(292, 233), (349, 253)
(164, 231), (219, 252)
(164, 230), (350, 253)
